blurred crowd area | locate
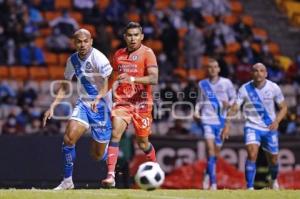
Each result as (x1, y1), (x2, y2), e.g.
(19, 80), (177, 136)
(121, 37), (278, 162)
(0, 0), (300, 137)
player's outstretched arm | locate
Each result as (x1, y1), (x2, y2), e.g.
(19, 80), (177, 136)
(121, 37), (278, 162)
(43, 81), (69, 127)
(221, 103), (239, 140)
(269, 101), (288, 131)
(91, 77), (109, 112)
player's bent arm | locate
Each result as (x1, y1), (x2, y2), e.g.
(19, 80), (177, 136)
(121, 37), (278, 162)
(268, 101), (287, 131)
(221, 103), (239, 140)
(50, 81), (69, 108)
(132, 67), (158, 85)
(91, 77), (109, 112)
(272, 101), (288, 129)
(43, 81), (69, 126)
(97, 77), (109, 100)
(276, 101), (288, 123)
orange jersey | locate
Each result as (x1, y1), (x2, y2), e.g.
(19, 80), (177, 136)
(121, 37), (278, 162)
(112, 45), (158, 107)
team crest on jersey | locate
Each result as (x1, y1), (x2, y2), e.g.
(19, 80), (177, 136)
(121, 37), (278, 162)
(264, 90), (272, 99)
(85, 62), (93, 72)
(207, 91), (214, 97)
(132, 55), (138, 61)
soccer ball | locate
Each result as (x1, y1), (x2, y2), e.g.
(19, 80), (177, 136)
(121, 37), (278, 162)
(135, 161), (165, 191)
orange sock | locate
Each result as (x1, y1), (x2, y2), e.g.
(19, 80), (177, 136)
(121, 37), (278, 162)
(107, 142), (119, 176)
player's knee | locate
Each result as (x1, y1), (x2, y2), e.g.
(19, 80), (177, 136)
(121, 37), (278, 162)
(90, 150), (104, 161)
(137, 142), (148, 151)
(270, 156), (278, 165)
(111, 131), (122, 142)
(207, 148), (216, 156)
(63, 134), (76, 146)
(248, 152), (257, 161)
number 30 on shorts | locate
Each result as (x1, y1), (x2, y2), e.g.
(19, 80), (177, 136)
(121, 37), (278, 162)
(141, 117), (150, 129)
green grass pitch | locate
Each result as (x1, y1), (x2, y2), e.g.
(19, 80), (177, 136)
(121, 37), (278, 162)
(1, 189), (300, 199)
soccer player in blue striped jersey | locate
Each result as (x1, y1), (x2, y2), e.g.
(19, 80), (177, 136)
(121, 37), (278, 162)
(43, 29), (113, 190)
(197, 59), (236, 190)
(222, 63), (287, 190)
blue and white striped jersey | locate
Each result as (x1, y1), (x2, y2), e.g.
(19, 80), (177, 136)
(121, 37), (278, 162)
(237, 80), (285, 131)
(64, 48), (113, 108)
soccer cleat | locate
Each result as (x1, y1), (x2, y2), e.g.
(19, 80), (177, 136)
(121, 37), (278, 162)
(210, 183), (217, 190)
(53, 178), (74, 190)
(271, 179), (279, 190)
(247, 187), (254, 190)
(202, 174), (210, 190)
(102, 174), (116, 188)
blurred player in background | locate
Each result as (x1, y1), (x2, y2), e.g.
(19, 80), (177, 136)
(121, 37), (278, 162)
(222, 63), (287, 190)
(102, 22), (158, 187)
(197, 59), (236, 190)
(43, 29), (113, 190)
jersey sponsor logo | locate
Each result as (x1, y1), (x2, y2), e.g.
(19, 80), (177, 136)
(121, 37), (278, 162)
(118, 64), (138, 73)
(101, 63), (112, 74)
(248, 91), (259, 102)
(98, 121), (107, 126)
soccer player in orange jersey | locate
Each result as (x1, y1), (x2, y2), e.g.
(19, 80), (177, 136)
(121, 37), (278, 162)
(102, 22), (159, 187)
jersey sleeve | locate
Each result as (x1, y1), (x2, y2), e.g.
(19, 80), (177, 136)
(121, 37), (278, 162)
(145, 48), (158, 68)
(94, 51), (113, 78)
(226, 80), (237, 105)
(64, 57), (75, 80)
(236, 86), (246, 107)
(112, 52), (118, 72)
(273, 84), (285, 104)
(195, 83), (204, 116)
(196, 82), (205, 108)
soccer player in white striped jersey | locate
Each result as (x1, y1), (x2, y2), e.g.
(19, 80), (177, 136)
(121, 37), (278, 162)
(197, 59), (236, 190)
(43, 29), (113, 190)
(222, 63), (287, 190)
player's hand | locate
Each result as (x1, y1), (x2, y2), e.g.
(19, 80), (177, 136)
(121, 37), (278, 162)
(269, 120), (279, 131)
(118, 73), (133, 83)
(222, 101), (230, 110)
(221, 123), (230, 141)
(43, 106), (54, 127)
(91, 98), (100, 113)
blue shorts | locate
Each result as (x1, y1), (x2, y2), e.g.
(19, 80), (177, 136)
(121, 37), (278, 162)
(244, 127), (279, 154)
(70, 99), (112, 143)
(203, 124), (223, 147)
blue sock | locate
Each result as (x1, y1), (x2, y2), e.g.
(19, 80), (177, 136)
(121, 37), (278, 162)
(269, 164), (279, 180)
(207, 156), (217, 184)
(245, 160), (256, 188)
(63, 145), (76, 179)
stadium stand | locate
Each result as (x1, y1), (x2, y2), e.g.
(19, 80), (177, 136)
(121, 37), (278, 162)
(0, 0), (299, 137)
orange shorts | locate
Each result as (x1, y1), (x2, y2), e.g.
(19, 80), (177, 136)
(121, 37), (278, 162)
(112, 104), (152, 137)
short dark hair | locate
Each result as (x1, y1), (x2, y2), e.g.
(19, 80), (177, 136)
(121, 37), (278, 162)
(123, 22), (143, 34)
